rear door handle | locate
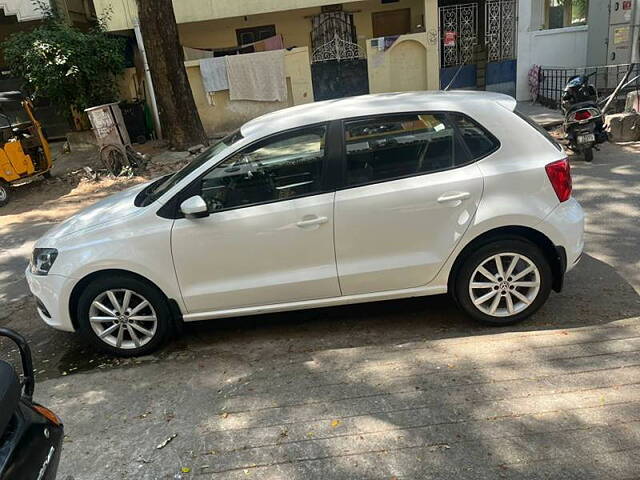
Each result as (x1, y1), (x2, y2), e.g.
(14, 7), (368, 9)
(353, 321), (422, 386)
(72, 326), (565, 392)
(296, 216), (328, 228)
(437, 192), (471, 203)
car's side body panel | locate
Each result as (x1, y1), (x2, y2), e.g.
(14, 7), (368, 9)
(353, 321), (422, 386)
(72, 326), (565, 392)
(334, 162), (484, 295)
(27, 208), (183, 332)
(172, 192), (340, 313)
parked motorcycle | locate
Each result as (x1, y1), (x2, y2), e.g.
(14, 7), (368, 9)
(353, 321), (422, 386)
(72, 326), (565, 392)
(0, 328), (63, 480)
(561, 73), (608, 162)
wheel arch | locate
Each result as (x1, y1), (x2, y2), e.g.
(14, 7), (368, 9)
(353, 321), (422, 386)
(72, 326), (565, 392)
(68, 269), (183, 332)
(447, 225), (566, 300)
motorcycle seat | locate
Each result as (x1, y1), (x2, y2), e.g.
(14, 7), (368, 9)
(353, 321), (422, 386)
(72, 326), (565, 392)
(566, 101), (599, 114)
(0, 360), (20, 435)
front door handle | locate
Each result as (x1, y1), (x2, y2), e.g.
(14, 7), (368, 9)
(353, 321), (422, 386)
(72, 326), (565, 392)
(296, 216), (328, 228)
(437, 191), (471, 203)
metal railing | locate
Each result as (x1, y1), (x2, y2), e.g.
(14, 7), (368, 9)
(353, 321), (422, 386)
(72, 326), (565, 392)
(537, 64), (640, 110)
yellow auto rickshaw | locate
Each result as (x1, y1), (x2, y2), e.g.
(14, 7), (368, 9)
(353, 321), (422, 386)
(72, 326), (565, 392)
(0, 91), (53, 207)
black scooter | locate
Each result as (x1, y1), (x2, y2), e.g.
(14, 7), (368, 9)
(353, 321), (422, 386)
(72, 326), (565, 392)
(0, 328), (63, 480)
(561, 74), (608, 162)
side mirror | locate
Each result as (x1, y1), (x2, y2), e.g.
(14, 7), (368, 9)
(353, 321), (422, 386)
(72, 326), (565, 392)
(180, 195), (209, 219)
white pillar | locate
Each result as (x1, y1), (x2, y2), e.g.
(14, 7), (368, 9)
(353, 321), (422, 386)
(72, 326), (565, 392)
(424, 0), (440, 90)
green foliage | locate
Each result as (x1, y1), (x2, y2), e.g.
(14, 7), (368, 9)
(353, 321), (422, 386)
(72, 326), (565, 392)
(2, 2), (126, 113)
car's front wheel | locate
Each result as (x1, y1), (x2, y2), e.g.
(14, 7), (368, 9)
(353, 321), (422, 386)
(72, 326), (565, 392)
(77, 275), (172, 356)
(455, 239), (552, 325)
(0, 181), (10, 207)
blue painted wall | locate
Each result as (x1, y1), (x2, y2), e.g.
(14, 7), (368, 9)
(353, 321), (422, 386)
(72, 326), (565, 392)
(440, 65), (477, 89)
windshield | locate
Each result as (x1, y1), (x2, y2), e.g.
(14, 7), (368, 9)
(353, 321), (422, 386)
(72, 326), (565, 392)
(137, 130), (244, 207)
(0, 101), (31, 128)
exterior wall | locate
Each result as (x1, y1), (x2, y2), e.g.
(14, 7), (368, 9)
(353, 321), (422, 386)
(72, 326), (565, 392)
(516, 0), (589, 101)
(185, 47), (314, 135)
(178, 0), (425, 53)
(94, 0), (425, 33)
(0, 0), (45, 21)
(367, 33), (430, 93)
(586, 0), (610, 67)
(117, 67), (141, 102)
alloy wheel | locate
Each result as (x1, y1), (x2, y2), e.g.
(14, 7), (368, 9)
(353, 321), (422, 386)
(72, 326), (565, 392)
(468, 253), (541, 318)
(89, 289), (158, 350)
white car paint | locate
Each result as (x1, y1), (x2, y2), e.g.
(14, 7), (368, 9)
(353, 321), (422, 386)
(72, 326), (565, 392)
(334, 162), (483, 295)
(25, 91), (584, 335)
(172, 192), (340, 312)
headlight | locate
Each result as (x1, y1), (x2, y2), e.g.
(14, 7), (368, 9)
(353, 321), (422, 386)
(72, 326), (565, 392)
(31, 248), (58, 276)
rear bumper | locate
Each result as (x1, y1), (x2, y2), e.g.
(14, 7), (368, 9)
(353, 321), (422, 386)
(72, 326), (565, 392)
(0, 400), (64, 480)
(25, 269), (76, 333)
(538, 197), (585, 275)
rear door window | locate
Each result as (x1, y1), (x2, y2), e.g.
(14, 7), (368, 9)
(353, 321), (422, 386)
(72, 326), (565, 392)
(343, 113), (469, 187)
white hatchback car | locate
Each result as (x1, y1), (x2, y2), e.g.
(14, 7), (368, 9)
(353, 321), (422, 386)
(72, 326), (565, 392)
(27, 92), (584, 356)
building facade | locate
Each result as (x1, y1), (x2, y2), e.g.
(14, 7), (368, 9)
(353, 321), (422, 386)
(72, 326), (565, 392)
(95, 0), (622, 133)
(95, 0), (446, 134)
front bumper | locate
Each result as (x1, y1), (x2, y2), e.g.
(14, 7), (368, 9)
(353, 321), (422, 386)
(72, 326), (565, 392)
(25, 268), (76, 333)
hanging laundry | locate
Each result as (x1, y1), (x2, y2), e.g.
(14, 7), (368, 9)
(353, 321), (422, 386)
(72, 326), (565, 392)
(200, 57), (229, 93)
(184, 46), (213, 61)
(263, 35), (284, 51)
(226, 50), (287, 102)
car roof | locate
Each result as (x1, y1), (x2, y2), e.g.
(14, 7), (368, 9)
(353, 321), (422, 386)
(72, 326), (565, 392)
(241, 90), (517, 139)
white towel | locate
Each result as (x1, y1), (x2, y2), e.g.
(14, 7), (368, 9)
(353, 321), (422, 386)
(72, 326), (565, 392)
(200, 57), (229, 94)
(226, 50), (287, 102)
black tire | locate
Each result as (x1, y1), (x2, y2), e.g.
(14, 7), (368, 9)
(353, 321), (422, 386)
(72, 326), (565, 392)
(454, 238), (553, 326)
(0, 182), (10, 207)
(77, 275), (172, 357)
(43, 171), (53, 179)
(100, 145), (129, 175)
(583, 147), (593, 162)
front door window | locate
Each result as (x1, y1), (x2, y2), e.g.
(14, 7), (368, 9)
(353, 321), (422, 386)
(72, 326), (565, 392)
(200, 126), (327, 212)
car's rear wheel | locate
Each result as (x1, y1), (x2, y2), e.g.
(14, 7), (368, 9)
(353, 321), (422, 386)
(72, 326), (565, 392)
(77, 275), (171, 356)
(454, 239), (552, 325)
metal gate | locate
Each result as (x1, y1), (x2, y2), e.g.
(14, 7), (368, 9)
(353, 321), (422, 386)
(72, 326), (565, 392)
(485, 0), (517, 95)
(310, 12), (369, 101)
(438, 3), (479, 89)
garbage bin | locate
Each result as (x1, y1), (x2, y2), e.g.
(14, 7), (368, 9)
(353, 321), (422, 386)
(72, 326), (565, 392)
(85, 103), (134, 174)
(85, 103), (131, 151)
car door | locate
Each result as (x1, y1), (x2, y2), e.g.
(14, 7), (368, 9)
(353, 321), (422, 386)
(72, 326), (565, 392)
(171, 124), (341, 313)
(334, 112), (487, 295)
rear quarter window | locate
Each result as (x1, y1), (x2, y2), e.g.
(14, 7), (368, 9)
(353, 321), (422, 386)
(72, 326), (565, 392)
(449, 113), (500, 160)
(514, 110), (563, 151)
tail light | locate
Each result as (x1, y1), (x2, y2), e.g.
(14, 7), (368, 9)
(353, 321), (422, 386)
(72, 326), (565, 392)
(568, 108), (600, 122)
(32, 404), (62, 426)
(574, 110), (592, 121)
(545, 158), (572, 202)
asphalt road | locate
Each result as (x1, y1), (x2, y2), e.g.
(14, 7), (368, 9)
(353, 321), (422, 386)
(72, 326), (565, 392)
(0, 141), (639, 479)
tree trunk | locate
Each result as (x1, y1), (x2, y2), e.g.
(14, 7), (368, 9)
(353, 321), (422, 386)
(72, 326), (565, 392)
(136, 0), (208, 150)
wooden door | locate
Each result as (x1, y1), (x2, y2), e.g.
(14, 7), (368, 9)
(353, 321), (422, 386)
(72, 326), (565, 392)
(372, 8), (411, 38)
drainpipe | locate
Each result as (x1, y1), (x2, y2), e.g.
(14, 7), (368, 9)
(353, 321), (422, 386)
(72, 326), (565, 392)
(134, 20), (162, 140)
